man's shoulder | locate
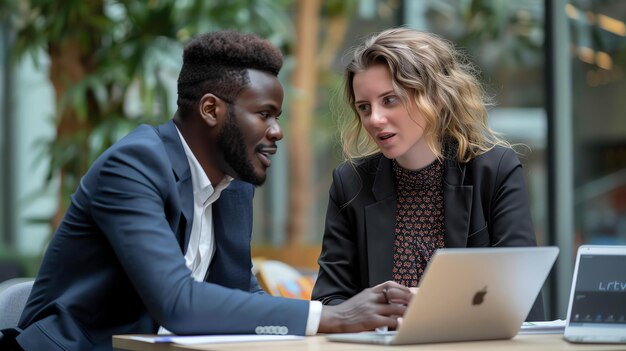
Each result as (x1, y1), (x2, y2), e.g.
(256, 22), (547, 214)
(88, 123), (172, 178)
(113, 124), (162, 148)
(101, 124), (168, 158)
(73, 123), (176, 209)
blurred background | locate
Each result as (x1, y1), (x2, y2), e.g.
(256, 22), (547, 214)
(0, 0), (624, 320)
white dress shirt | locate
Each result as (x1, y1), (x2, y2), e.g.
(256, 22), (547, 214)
(178, 131), (232, 283)
(159, 127), (321, 335)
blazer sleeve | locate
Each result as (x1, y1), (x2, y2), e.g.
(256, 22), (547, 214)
(249, 273), (264, 294)
(488, 148), (537, 247)
(90, 142), (309, 335)
(487, 148), (544, 321)
(312, 166), (362, 305)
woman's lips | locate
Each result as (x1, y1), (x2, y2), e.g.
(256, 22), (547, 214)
(377, 132), (396, 144)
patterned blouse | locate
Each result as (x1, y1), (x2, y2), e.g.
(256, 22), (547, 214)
(391, 159), (445, 287)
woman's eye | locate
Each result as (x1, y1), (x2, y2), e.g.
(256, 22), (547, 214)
(356, 104), (370, 114)
(383, 95), (398, 104)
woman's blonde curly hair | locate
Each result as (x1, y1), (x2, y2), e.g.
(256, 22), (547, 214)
(339, 27), (510, 163)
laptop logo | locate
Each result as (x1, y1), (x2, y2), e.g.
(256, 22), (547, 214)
(472, 286), (488, 305)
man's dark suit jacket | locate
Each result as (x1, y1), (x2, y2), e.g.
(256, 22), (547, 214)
(14, 120), (309, 350)
(312, 146), (544, 321)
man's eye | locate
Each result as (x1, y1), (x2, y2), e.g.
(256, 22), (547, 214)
(259, 112), (280, 121)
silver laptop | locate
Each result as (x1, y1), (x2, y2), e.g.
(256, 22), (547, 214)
(327, 246), (559, 345)
(564, 245), (626, 343)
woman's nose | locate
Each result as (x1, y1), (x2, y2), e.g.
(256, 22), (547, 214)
(369, 105), (387, 126)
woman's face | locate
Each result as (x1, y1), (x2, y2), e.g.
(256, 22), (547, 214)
(352, 64), (435, 170)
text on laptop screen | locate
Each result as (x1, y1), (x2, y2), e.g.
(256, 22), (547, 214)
(570, 254), (626, 326)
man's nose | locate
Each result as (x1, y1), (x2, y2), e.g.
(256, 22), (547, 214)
(267, 120), (283, 141)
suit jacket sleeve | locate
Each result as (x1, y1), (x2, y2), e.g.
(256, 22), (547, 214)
(484, 148), (544, 321)
(486, 148), (537, 247)
(312, 165), (361, 305)
(90, 141), (308, 335)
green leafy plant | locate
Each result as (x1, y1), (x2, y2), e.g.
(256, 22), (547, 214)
(3, 0), (294, 230)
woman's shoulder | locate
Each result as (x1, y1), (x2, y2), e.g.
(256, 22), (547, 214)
(334, 153), (385, 176)
(329, 154), (387, 201)
(465, 145), (523, 178)
(471, 145), (520, 165)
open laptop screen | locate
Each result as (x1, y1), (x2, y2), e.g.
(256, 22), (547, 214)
(569, 253), (626, 327)
(565, 246), (626, 343)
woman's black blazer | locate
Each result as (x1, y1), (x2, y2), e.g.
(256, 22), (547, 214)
(312, 145), (545, 321)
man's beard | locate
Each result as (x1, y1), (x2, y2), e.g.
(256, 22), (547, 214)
(217, 107), (266, 186)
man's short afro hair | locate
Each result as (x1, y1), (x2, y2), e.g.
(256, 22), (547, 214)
(177, 30), (283, 115)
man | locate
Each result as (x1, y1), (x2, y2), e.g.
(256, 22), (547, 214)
(1, 31), (411, 350)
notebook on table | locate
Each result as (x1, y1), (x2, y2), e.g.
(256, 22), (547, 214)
(564, 245), (626, 344)
(326, 246), (559, 345)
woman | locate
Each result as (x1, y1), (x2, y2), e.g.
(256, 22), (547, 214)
(312, 27), (544, 320)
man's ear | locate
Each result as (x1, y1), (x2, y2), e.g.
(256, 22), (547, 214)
(198, 94), (227, 127)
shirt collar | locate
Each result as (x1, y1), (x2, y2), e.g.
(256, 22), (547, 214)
(175, 127), (233, 205)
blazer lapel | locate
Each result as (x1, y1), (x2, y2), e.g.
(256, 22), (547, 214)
(156, 120), (193, 251)
(442, 152), (473, 247)
(366, 156), (397, 286)
(207, 181), (251, 290)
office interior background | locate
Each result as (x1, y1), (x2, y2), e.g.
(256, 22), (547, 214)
(0, 0), (624, 319)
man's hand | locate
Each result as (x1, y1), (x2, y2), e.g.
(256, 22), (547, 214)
(317, 281), (413, 333)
